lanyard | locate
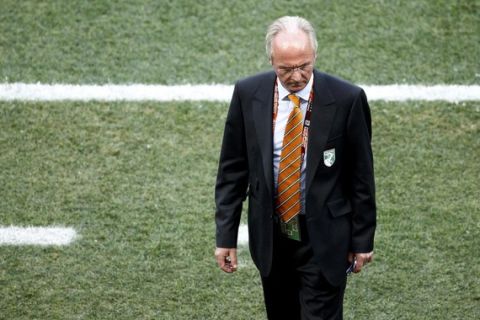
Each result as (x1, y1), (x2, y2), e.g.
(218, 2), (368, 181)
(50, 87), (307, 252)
(272, 80), (315, 159)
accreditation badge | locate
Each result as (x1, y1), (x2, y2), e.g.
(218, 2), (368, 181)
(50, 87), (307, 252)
(279, 215), (301, 241)
(323, 148), (336, 167)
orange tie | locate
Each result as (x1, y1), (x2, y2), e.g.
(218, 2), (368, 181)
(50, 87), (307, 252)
(276, 94), (303, 222)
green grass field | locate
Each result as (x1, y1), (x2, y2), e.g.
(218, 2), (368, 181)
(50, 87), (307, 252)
(1, 1), (479, 319)
(1, 0), (478, 84)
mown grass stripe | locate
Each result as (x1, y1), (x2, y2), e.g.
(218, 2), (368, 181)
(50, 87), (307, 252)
(0, 226), (77, 246)
(0, 83), (479, 102)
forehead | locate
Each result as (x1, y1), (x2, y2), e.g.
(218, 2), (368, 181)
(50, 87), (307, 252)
(271, 30), (315, 63)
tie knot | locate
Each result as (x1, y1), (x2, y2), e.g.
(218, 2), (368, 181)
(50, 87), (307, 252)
(288, 94), (300, 107)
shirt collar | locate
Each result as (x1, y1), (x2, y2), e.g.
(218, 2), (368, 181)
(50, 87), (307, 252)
(277, 74), (314, 102)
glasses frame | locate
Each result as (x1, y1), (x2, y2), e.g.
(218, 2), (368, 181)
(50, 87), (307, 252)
(274, 62), (314, 77)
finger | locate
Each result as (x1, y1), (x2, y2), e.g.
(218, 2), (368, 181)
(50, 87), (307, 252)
(354, 261), (362, 273)
(215, 248), (230, 271)
(219, 258), (228, 271)
(229, 250), (238, 272)
(353, 256), (367, 273)
(220, 256), (234, 273)
(222, 257), (234, 273)
(215, 252), (225, 269)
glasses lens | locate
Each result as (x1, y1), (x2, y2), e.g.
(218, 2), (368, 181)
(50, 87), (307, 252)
(277, 64), (312, 76)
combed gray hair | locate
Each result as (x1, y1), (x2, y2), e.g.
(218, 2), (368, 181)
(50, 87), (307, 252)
(265, 16), (318, 60)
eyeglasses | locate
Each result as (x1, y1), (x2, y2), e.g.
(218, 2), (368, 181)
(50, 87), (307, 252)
(275, 62), (314, 77)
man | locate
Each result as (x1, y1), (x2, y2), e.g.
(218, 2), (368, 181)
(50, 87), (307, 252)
(215, 16), (376, 319)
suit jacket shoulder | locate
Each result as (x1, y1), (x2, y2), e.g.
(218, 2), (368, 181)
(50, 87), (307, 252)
(235, 71), (276, 97)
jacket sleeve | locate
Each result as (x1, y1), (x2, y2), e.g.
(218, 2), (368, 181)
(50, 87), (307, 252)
(346, 89), (376, 253)
(215, 83), (249, 248)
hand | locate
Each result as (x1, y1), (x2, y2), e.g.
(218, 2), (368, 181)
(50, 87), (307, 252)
(348, 251), (374, 273)
(215, 247), (238, 273)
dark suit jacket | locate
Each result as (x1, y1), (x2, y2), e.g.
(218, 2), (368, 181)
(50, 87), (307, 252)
(215, 69), (376, 286)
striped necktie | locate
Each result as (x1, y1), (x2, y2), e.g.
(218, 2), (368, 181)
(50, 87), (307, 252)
(276, 94), (303, 223)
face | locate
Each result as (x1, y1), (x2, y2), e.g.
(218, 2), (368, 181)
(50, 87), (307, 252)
(270, 30), (316, 92)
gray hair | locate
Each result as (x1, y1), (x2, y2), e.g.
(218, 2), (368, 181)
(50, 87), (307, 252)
(265, 16), (318, 60)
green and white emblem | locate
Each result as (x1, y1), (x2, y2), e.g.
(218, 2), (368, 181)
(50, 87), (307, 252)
(323, 148), (335, 167)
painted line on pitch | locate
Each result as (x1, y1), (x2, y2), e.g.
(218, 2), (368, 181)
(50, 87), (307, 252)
(0, 226), (77, 246)
(0, 83), (479, 102)
(238, 224), (249, 246)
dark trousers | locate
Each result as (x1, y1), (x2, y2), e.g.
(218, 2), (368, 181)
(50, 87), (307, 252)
(261, 218), (347, 320)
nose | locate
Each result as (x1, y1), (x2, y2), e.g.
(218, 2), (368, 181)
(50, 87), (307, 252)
(290, 69), (303, 81)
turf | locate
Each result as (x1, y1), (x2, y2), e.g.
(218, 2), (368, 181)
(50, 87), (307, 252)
(0, 0), (478, 84)
(1, 0), (479, 319)
(0, 101), (478, 319)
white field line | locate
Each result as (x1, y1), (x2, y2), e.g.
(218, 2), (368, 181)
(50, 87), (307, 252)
(238, 224), (249, 246)
(0, 226), (77, 246)
(0, 83), (233, 102)
(0, 83), (479, 102)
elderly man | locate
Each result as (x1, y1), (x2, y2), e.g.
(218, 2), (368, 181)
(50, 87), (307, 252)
(215, 16), (376, 319)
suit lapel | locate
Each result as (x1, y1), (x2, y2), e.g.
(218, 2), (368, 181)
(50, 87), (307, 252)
(305, 71), (336, 194)
(252, 73), (276, 199)
(250, 71), (336, 200)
